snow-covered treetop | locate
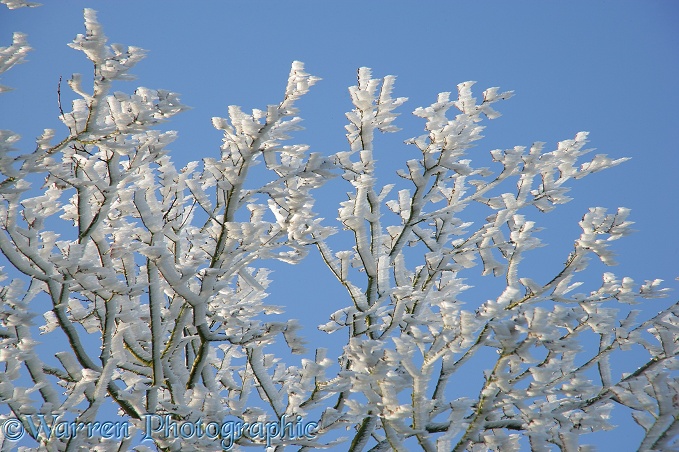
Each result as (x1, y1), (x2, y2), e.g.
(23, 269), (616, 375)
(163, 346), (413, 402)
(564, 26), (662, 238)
(0, 8), (677, 452)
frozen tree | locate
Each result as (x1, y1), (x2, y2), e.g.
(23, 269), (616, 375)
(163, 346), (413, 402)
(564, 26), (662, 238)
(1, 8), (678, 452)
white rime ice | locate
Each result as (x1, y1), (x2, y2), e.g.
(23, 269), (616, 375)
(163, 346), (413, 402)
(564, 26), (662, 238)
(0, 8), (677, 452)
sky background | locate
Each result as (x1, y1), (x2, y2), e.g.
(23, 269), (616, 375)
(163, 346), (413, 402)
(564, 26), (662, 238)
(1, 1), (678, 450)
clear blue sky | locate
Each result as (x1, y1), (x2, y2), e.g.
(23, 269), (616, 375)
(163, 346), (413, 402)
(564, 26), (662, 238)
(1, 1), (678, 450)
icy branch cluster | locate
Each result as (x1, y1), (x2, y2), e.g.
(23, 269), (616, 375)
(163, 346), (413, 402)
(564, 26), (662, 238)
(0, 9), (677, 451)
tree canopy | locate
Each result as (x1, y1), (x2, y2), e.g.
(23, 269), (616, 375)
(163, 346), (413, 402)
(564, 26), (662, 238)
(1, 5), (677, 451)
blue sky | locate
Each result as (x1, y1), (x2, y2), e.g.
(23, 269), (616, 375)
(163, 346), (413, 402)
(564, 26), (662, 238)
(1, 1), (678, 450)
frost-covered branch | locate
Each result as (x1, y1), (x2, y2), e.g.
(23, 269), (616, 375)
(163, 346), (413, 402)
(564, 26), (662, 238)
(313, 69), (676, 451)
